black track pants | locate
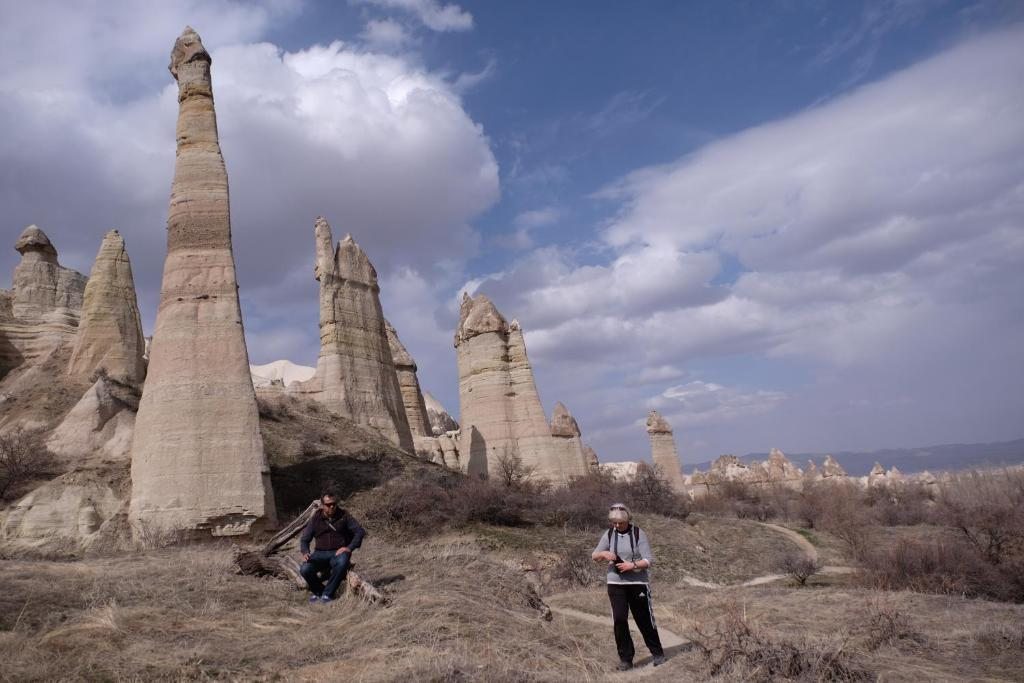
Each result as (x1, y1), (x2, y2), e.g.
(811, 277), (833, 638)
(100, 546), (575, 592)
(607, 583), (664, 662)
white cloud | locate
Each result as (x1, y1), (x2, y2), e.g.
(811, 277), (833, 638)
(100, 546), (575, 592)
(360, 18), (415, 50)
(354, 0), (473, 32)
(466, 27), (1024, 460)
(0, 2), (498, 374)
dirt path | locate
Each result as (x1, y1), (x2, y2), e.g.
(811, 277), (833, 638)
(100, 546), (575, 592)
(546, 592), (690, 673)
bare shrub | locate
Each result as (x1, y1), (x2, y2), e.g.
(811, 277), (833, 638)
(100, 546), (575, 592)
(690, 602), (872, 681)
(0, 429), (56, 500)
(815, 481), (875, 561)
(863, 481), (934, 526)
(971, 622), (1024, 656)
(550, 548), (602, 587)
(859, 537), (1024, 601)
(494, 452), (538, 491)
(856, 599), (924, 651)
(937, 470), (1024, 565)
(776, 551), (822, 586)
(622, 464), (690, 520)
(538, 468), (690, 530)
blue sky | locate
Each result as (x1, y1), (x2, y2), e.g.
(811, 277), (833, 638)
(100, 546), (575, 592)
(1, 0), (1022, 464)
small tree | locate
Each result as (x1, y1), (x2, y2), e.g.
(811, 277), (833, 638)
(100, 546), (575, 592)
(0, 429), (56, 500)
(495, 452), (537, 491)
(776, 551), (822, 586)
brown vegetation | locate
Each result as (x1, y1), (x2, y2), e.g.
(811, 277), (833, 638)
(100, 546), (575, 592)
(0, 428), (55, 500)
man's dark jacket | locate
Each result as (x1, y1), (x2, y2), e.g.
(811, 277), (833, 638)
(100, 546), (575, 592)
(300, 508), (365, 554)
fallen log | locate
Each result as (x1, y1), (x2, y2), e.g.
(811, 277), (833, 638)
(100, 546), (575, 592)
(235, 499), (387, 605)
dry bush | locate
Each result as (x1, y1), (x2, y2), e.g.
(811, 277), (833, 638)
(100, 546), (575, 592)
(494, 452), (540, 491)
(856, 599), (924, 651)
(689, 602), (872, 681)
(776, 551), (822, 586)
(814, 481), (876, 561)
(859, 536), (1024, 601)
(937, 469), (1024, 566)
(0, 428), (56, 500)
(862, 481), (934, 526)
(538, 468), (690, 530)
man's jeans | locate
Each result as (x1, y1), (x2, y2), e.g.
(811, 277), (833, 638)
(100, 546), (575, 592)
(300, 550), (351, 598)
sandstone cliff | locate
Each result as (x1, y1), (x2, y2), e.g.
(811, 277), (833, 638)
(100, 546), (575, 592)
(130, 27), (275, 538)
(424, 391), (459, 435)
(294, 217), (414, 452)
(67, 231), (146, 385)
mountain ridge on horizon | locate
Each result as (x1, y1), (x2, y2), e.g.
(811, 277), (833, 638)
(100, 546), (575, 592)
(687, 437), (1024, 477)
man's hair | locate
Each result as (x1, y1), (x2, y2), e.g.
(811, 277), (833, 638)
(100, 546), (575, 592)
(320, 491), (338, 503)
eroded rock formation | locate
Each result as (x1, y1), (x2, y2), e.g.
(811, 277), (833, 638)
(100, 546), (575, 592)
(0, 226), (87, 376)
(646, 410), (685, 491)
(67, 231), (146, 385)
(294, 217), (413, 452)
(455, 294), (588, 483)
(424, 391), (459, 435)
(385, 320), (431, 438)
(130, 27), (275, 537)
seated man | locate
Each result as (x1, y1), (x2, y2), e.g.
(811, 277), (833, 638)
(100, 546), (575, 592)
(299, 492), (366, 604)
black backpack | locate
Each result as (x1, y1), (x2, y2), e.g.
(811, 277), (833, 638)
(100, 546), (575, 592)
(607, 524), (641, 560)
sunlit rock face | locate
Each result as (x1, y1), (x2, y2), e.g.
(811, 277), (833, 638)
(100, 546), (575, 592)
(646, 410), (685, 491)
(424, 391), (459, 436)
(454, 294), (588, 483)
(67, 230), (146, 385)
(292, 217), (414, 452)
(130, 27), (275, 538)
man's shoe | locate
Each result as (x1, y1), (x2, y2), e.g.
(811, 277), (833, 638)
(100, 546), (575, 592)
(652, 655), (666, 667)
(616, 660), (632, 671)
(319, 594), (334, 604)
(308, 594), (321, 604)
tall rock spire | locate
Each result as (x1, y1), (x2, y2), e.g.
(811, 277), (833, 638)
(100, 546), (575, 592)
(646, 410), (685, 491)
(385, 320), (432, 438)
(68, 230), (146, 385)
(455, 294), (588, 482)
(130, 27), (275, 537)
(300, 217), (414, 451)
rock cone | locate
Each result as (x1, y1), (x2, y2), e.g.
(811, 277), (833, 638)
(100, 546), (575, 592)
(424, 391), (459, 435)
(130, 27), (274, 537)
(298, 217), (414, 452)
(645, 410), (685, 491)
(455, 294), (588, 482)
(67, 230), (146, 385)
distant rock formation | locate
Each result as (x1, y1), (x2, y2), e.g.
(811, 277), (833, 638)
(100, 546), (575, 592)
(294, 217), (413, 452)
(582, 444), (600, 470)
(67, 231), (146, 385)
(646, 410), (685, 491)
(549, 401), (592, 475)
(424, 391), (459, 435)
(821, 454), (846, 477)
(385, 320), (432, 438)
(454, 294), (589, 483)
(250, 360), (315, 389)
(130, 27), (275, 538)
(0, 226), (87, 376)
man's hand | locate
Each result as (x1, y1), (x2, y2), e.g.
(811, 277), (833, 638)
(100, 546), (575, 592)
(302, 553), (310, 562)
(594, 550), (616, 562)
(335, 547), (349, 556)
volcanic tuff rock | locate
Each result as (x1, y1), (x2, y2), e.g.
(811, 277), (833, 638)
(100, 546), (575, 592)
(250, 360), (315, 389)
(646, 410), (685, 491)
(47, 375), (138, 464)
(455, 294), (588, 483)
(294, 217), (413, 452)
(1, 226), (87, 376)
(67, 231), (146, 385)
(550, 401), (581, 438)
(385, 320), (432, 438)
(424, 391), (459, 435)
(130, 27), (275, 538)
(582, 444), (600, 470)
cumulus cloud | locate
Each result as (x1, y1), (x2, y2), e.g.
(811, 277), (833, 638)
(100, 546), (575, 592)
(0, 1), (499, 373)
(468, 27), (1024, 461)
(354, 0), (473, 32)
(360, 18), (416, 50)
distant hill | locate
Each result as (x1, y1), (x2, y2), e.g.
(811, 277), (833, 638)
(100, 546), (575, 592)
(690, 438), (1024, 477)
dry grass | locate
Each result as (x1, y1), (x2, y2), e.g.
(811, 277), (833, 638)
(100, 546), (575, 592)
(0, 539), (613, 682)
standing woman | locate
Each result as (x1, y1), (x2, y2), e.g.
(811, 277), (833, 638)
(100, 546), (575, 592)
(591, 503), (666, 671)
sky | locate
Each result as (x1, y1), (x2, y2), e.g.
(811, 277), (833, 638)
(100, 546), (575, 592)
(1, 0), (1022, 465)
